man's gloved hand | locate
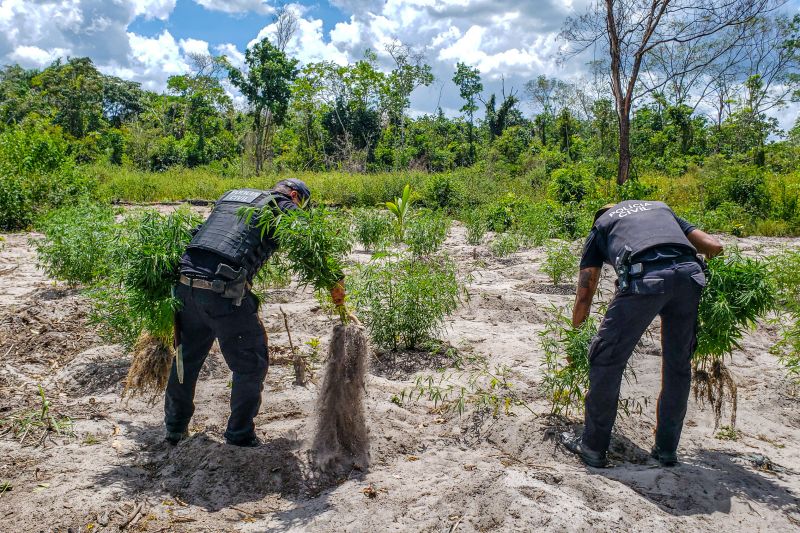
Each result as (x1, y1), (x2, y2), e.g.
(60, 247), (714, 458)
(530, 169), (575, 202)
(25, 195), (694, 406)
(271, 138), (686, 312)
(330, 278), (346, 307)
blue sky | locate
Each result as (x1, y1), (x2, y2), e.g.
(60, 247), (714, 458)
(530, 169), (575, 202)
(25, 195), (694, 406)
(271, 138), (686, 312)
(128, 1), (348, 52)
(0, 0), (798, 127)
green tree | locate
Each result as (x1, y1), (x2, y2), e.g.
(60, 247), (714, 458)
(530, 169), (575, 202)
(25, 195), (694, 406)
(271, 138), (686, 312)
(32, 57), (104, 139)
(228, 39), (298, 174)
(452, 62), (483, 163)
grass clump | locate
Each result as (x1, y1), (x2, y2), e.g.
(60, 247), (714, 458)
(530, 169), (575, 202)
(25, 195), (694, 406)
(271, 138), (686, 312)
(32, 203), (116, 285)
(541, 239), (577, 285)
(0, 385), (74, 447)
(350, 255), (462, 350)
(694, 253), (776, 427)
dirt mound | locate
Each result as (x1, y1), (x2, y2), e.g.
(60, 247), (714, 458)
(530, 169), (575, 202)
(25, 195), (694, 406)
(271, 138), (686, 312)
(0, 287), (101, 371)
(55, 345), (129, 396)
(517, 281), (576, 295)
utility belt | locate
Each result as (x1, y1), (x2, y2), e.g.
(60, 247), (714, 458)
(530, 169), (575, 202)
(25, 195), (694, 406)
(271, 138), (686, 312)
(616, 247), (700, 293)
(179, 263), (251, 306)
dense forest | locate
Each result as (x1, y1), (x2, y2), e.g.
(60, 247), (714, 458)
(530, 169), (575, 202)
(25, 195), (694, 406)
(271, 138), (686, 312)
(2, 9), (800, 236)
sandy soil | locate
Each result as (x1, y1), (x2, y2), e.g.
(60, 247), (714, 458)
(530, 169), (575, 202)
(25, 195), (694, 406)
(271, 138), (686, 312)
(1, 214), (799, 533)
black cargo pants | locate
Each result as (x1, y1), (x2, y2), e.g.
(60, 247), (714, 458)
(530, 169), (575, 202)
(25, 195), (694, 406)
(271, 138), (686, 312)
(582, 260), (706, 453)
(164, 283), (268, 444)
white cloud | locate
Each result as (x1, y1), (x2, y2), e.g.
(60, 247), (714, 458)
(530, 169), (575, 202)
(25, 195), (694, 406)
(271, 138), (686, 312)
(216, 43), (246, 70)
(179, 37), (211, 57)
(248, 12), (349, 66)
(193, 0), (274, 15)
(131, 0), (176, 21)
(128, 30), (188, 89)
(8, 45), (68, 66)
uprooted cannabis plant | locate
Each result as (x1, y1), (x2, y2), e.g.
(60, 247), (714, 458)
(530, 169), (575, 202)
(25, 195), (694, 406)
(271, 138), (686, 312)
(694, 252), (776, 427)
(92, 208), (201, 402)
(242, 202), (352, 320)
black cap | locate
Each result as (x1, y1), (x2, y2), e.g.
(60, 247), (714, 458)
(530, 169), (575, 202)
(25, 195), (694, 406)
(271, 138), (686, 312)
(276, 178), (311, 201)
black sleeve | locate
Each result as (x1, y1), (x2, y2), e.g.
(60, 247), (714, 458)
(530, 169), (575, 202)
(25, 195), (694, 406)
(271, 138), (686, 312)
(579, 228), (605, 269)
(674, 215), (696, 235)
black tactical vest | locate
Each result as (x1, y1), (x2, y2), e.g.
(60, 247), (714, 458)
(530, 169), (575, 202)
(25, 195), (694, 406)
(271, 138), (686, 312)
(186, 189), (291, 279)
(594, 200), (696, 263)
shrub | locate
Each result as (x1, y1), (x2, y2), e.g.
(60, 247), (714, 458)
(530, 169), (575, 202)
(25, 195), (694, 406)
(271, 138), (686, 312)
(424, 173), (462, 209)
(617, 177), (658, 201)
(32, 203), (116, 286)
(405, 209), (450, 257)
(483, 193), (531, 232)
(352, 208), (392, 252)
(0, 127), (94, 230)
(541, 240), (577, 285)
(549, 165), (589, 204)
(350, 255), (462, 350)
(703, 163), (771, 218)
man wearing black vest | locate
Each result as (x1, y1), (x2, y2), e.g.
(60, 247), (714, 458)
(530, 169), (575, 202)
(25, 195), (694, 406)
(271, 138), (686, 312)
(562, 200), (723, 467)
(164, 179), (346, 447)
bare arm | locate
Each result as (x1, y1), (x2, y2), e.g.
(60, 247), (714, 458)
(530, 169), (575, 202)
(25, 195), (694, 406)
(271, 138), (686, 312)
(572, 267), (601, 328)
(687, 229), (723, 258)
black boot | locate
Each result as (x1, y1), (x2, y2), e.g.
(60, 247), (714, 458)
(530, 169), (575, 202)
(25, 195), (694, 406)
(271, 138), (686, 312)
(165, 430), (189, 445)
(226, 435), (262, 448)
(560, 433), (607, 468)
(650, 445), (678, 467)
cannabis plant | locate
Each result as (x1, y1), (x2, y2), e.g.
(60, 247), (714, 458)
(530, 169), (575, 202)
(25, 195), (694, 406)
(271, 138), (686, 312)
(694, 252), (776, 426)
(490, 233), (523, 257)
(89, 208), (201, 401)
(353, 208), (393, 252)
(540, 308), (597, 416)
(405, 209), (450, 257)
(542, 240), (577, 285)
(463, 210), (487, 246)
(767, 249), (800, 383)
(540, 305), (642, 416)
(33, 203), (116, 286)
(349, 254), (462, 350)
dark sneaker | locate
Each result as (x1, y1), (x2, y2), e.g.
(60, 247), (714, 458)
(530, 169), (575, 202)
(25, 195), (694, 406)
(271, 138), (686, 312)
(226, 436), (262, 448)
(650, 445), (678, 467)
(165, 430), (188, 445)
(560, 433), (608, 468)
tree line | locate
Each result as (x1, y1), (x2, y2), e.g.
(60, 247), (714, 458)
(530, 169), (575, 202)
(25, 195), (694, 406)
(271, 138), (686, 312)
(0, 6), (798, 183)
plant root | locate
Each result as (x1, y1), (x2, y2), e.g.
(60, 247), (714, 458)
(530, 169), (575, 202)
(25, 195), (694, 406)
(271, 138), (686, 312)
(310, 324), (370, 475)
(693, 358), (738, 429)
(122, 332), (174, 405)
